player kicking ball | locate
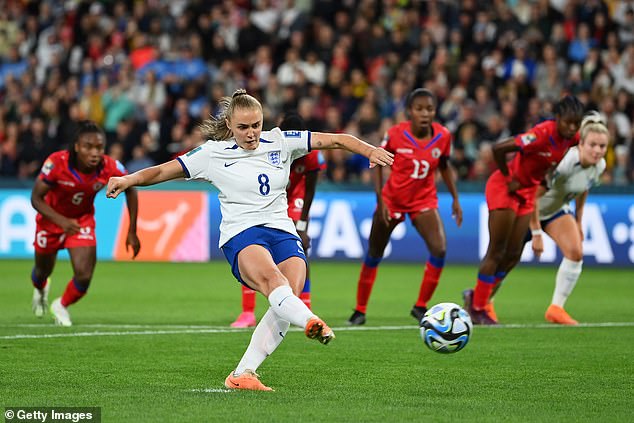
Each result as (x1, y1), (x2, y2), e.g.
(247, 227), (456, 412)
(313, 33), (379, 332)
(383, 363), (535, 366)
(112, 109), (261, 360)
(106, 89), (393, 390)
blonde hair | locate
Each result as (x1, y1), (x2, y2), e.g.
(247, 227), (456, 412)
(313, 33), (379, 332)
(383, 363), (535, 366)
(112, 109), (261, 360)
(579, 110), (609, 142)
(199, 89), (262, 140)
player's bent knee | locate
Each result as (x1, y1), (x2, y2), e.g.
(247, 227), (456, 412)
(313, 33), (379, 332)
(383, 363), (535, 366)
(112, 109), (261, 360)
(565, 248), (583, 262)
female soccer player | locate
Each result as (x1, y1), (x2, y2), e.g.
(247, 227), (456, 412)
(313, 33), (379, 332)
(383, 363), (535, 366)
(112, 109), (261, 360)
(347, 88), (463, 326)
(230, 113), (326, 328)
(463, 95), (584, 325)
(106, 89), (393, 391)
(525, 112), (608, 324)
(30, 121), (141, 326)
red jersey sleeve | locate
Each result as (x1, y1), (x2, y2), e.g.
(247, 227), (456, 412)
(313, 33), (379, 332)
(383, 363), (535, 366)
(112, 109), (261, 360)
(303, 150), (327, 172)
(102, 155), (128, 178)
(381, 128), (396, 153)
(514, 124), (550, 154)
(441, 127), (452, 158)
(38, 152), (62, 185)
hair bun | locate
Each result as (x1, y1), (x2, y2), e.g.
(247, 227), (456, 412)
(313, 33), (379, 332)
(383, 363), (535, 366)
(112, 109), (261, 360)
(581, 110), (605, 127)
(232, 89), (248, 98)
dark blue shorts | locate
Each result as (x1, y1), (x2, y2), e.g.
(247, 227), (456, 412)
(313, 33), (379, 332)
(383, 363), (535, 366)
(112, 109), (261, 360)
(221, 226), (307, 286)
(524, 209), (573, 244)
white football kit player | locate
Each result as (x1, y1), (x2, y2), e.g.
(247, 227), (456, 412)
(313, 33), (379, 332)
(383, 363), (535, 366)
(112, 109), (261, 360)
(539, 146), (606, 220)
(177, 128), (311, 247)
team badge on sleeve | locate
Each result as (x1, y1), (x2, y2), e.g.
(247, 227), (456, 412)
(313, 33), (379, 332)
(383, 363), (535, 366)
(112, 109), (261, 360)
(283, 130), (301, 138)
(268, 151), (281, 166)
(41, 160), (54, 176)
(520, 133), (537, 145)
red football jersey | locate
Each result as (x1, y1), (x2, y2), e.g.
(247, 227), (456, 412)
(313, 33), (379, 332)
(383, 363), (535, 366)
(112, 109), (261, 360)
(381, 121), (452, 211)
(287, 150), (326, 206)
(510, 120), (579, 187)
(37, 151), (127, 224)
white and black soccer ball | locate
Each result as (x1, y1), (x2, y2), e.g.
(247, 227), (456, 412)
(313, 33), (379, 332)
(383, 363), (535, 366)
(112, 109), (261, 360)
(420, 302), (473, 354)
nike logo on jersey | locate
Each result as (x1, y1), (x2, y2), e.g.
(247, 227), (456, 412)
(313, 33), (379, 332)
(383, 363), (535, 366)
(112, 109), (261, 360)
(224, 162), (238, 167)
(58, 180), (76, 187)
(538, 152), (552, 157)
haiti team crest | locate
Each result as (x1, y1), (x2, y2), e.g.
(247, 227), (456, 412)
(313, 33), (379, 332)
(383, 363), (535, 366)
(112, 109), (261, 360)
(268, 151), (281, 166)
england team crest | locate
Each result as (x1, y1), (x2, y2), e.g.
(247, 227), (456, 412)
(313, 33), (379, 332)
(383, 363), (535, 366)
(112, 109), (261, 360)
(268, 151), (281, 166)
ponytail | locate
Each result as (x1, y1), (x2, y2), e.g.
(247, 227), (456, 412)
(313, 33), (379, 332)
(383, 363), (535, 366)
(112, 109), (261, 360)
(199, 89), (262, 141)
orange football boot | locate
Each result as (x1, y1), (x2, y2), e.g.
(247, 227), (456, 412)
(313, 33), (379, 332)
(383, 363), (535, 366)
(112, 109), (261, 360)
(545, 305), (578, 325)
(305, 317), (335, 344)
(224, 370), (273, 391)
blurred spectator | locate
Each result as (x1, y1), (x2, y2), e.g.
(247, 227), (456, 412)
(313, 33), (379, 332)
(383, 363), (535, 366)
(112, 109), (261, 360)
(0, 0), (631, 186)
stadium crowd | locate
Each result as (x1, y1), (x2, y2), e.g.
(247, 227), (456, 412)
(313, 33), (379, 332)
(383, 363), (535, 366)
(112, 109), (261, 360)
(0, 0), (633, 185)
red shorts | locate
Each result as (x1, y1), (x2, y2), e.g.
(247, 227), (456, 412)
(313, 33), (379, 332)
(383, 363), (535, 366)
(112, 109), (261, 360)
(287, 197), (304, 221)
(34, 215), (97, 254)
(382, 195), (438, 223)
(485, 170), (537, 217)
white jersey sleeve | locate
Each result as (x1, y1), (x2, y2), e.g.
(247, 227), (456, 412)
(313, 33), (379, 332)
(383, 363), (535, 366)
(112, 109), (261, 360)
(277, 128), (311, 162)
(177, 142), (214, 182)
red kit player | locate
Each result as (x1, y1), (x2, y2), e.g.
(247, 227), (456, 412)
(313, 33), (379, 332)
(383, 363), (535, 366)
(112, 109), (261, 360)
(30, 121), (141, 326)
(347, 88), (463, 326)
(463, 95), (584, 325)
(230, 113), (325, 328)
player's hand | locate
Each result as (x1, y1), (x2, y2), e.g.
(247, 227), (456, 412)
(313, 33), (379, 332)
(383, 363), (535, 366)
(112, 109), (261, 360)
(507, 179), (521, 193)
(126, 231), (141, 259)
(60, 218), (81, 235)
(298, 230), (311, 251)
(452, 200), (463, 227)
(107, 176), (131, 199)
(532, 234), (544, 259)
(368, 147), (394, 168)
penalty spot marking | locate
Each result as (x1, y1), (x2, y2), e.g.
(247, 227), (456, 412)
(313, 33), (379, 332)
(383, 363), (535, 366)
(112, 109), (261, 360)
(0, 321), (633, 340)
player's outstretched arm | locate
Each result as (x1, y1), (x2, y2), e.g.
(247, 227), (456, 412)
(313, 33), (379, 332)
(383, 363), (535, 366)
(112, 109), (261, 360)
(107, 160), (185, 199)
(311, 132), (394, 167)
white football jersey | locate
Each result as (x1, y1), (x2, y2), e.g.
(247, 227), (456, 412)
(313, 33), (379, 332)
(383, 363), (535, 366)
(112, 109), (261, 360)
(178, 128), (311, 246)
(538, 146), (605, 220)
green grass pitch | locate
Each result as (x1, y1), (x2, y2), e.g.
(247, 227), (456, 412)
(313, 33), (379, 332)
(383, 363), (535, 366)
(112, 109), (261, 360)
(1, 259), (633, 422)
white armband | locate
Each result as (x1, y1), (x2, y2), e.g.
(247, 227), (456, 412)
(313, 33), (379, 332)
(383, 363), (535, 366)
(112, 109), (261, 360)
(531, 229), (543, 236)
(295, 220), (308, 231)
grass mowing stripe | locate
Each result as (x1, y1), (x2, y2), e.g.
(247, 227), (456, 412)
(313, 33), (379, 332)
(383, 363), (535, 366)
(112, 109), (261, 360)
(3, 321), (634, 340)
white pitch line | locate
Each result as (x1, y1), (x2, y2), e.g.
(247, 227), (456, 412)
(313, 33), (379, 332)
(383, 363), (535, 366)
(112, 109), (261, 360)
(1, 322), (633, 340)
(189, 388), (234, 393)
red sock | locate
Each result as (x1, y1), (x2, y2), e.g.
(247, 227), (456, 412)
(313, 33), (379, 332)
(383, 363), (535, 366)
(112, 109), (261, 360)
(61, 279), (87, 307)
(241, 285), (256, 313)
(473, 274), (496, 310)
(415, 260), (443, 308)
(299, 292), (311, 309)
(356, 263), (379, 313)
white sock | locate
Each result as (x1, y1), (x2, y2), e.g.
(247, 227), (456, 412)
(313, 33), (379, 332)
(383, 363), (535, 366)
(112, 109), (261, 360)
(234, 308), (290, 375)
(268, 285), (315, 328)
(552, 258), (583, 307)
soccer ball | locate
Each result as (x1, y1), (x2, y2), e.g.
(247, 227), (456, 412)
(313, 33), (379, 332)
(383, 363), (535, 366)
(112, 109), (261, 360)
(420, 302), (473, 354)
